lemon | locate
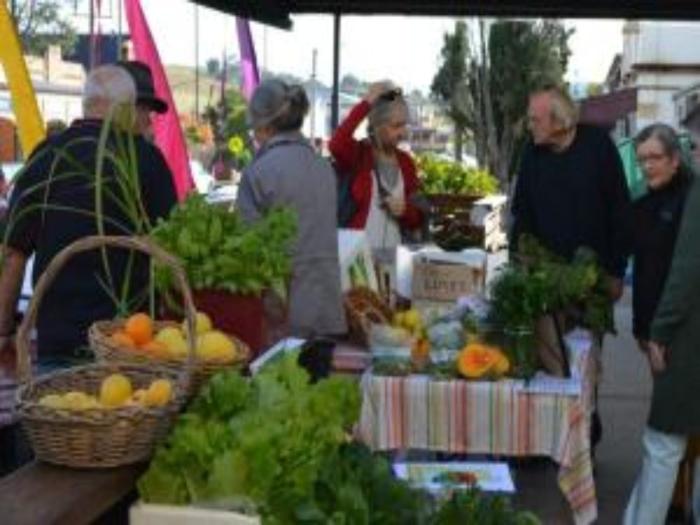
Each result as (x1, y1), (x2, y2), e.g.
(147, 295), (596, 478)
(39, 393), (66, 409)
(392, 312), (405, 328)
(403, 309), (422, 331)
(145, 379), (173, 407)
(196, 331), (236, 362)
(99, 374), (133, 407)
(182, 312), (213, 336)
(63, 391), (100, 410)
(155, 327), (188, 358)
(125, 388), (148, 406)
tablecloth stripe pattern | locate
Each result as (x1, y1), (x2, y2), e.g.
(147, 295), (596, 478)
(358, 332), (596, 525)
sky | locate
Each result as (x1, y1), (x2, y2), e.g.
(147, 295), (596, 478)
(99, 1), (624, 92)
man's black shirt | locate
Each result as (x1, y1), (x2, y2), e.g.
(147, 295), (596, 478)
(511, 124), (633, 278)
(6, 119), (177, 356)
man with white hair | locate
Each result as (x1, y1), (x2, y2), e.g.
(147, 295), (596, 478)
(0, 65), (177, 361)
(511, 84), (634, 452)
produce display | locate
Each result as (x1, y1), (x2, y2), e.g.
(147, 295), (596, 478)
(109, 311), (242, 363)
(490, 234), (613, 335)
(37, 373), (173, 410)
(150, 194), (297, 298)
(139, 353), (538, 524)
(488, 234), (614, 375)
(417, 154), (499, 196)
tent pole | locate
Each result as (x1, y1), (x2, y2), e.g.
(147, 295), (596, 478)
(331, 12), (341, 131)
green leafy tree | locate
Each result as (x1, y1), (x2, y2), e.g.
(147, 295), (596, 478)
(431, 20), (472, 162)
(432, 20), (572, 184)
(484, 20), (573, 183)
(12, 0), (77, 56)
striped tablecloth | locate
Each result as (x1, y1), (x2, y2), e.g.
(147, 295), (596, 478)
(358, 331), (597, 525)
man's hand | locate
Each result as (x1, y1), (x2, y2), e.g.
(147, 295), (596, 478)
(383, 195), (406, 218)
(647, 341), (668, 374)
(607, 276), (624, 302)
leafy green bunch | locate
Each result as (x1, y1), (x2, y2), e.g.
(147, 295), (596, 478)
(139, 353), (540, 524)
(417, 154), (498, 196)
(150, 193), (297, 297)
(490, 235), (614, 335)
(138, 353), (362, 521)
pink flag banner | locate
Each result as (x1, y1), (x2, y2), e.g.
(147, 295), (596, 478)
(124, 0), (193, 200)
(235, 17), (260, 101)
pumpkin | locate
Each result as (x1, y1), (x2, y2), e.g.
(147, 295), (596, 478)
(457, 343), (497, 378)
(457, 343), (510, 379)
(492, 351), (510, 375)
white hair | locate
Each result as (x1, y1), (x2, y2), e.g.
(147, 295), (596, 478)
(82, 65), (136, 118)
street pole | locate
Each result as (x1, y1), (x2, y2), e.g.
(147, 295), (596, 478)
(194, 5), (200, 121)
(330, 13), (341, 130)
(117, 0), (123, 59)
(310, 48), (317, 143)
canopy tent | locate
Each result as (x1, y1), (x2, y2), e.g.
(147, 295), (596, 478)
(188, 0), (700, 128)
(188, 1), (700, 29)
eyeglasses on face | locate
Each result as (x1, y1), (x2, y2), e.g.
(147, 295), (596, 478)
(636, 153), (668, 165)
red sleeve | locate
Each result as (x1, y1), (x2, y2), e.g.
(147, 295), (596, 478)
(328, 100), (371, 173)
(398, 153), (424, 230)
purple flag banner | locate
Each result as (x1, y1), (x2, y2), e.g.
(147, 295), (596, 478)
(235, 17), (260, 101)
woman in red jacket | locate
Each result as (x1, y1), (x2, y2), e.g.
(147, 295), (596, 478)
(329, 82), (424, 250)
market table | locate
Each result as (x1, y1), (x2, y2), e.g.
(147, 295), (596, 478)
(358, 330), (597, 525)
(0, 460), (145, 525)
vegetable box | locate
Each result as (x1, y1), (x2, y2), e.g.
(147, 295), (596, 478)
(130, 502), (260, 525)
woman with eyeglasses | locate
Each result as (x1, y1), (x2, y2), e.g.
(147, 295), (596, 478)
(329, 81), (424, 250)
(236, 79), (346, 339)
(625, 123), (695, 524)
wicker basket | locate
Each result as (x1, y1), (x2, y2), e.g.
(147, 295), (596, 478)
(15, 236), (195, 468)
(89, 319), (250, 396)
(343, 287), (394, 346)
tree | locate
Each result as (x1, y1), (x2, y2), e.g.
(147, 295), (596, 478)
(431, 20), (572, 184)
(340, 74), (364, 95)
(431, 21), (472, 162)
(12, 0), (77, 56)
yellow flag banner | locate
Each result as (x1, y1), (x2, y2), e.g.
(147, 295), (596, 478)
(0, 3), (45, 154)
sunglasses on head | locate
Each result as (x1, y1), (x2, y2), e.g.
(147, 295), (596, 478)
(379, 88), (403, 102)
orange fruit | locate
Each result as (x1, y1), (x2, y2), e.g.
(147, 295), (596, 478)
(111, 330), (136, 348)
(140, 340), (169, 358)
(124, 313), (154, 345)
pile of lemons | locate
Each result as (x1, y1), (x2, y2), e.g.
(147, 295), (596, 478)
(37, 373), (173, 411)
(111, 311), (239, 363)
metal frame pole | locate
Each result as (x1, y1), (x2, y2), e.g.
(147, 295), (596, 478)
(330, 12), (341, 130)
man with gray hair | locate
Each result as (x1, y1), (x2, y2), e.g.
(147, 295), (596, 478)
(0, 65), (177, 361)
(511, 84), (634, 451)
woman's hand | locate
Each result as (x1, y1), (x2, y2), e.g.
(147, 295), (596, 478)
(383, 195), (406, 218)
(364, 81), (395, 105)
(646, 341), (668, 374)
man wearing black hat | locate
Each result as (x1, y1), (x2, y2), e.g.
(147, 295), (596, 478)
(117, 60), (168, 141)
(0, 65), (177, 361)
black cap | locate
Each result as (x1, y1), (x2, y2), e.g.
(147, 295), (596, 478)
(116, 60), (168, 114)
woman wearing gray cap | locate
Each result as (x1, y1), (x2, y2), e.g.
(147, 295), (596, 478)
(236, 79), (346, 339)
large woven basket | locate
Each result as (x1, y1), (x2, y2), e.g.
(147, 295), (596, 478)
(343, 287), (394, 346)
(89, 319), (250, 396)
(15, 236), (196, 468)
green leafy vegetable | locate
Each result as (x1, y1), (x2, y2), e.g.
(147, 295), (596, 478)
(150, 194), (297, 296)
(417, 154), (498, 196)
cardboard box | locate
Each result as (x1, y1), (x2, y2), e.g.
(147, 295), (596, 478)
(411, 250), (487, 302)
(130, 502), (260, 525)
